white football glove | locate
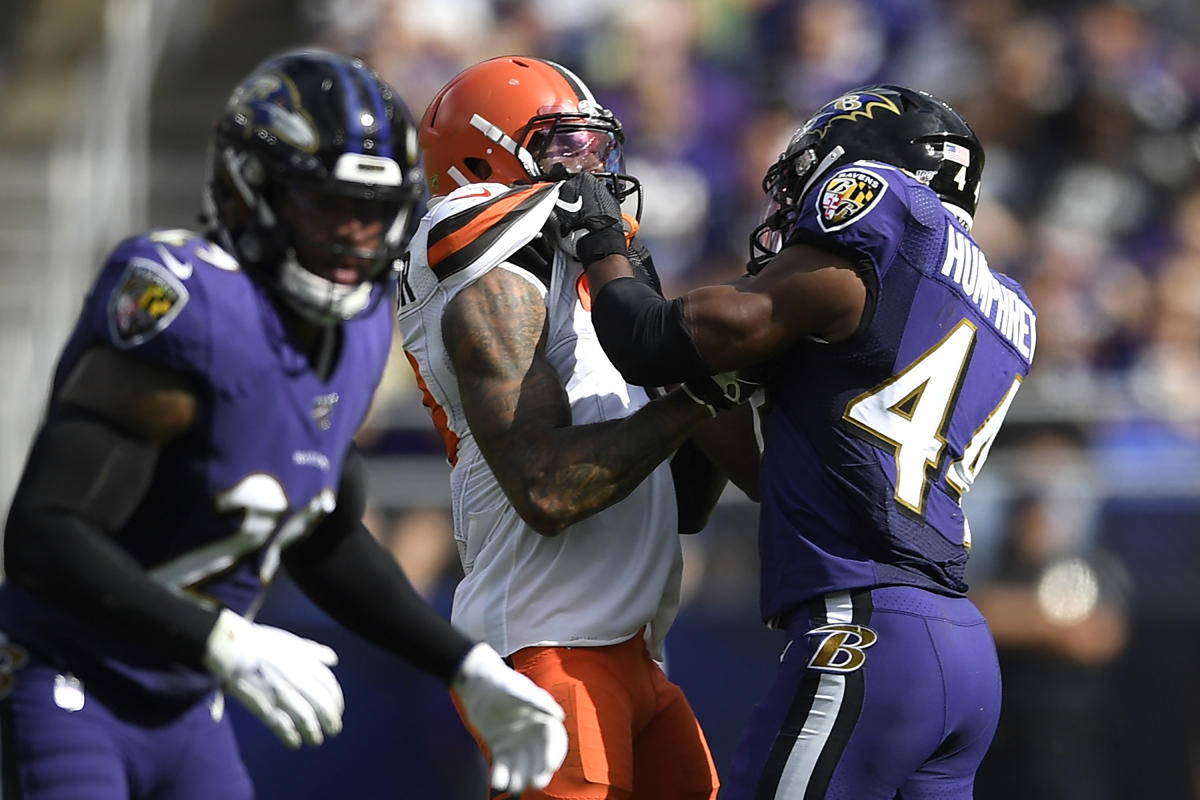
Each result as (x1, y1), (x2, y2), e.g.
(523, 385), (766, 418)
(453, 643), (568, 793)
(203, 608), (344, 749)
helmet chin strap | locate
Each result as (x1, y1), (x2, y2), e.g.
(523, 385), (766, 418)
(278, 251), (372, 325)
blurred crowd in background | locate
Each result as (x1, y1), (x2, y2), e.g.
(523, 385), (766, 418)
(328, 0), (1200, 426)
(313, 1), (1200, 797)
(4, 0), (1200, 797)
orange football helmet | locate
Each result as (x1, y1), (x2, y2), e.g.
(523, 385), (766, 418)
(419, 55), (630, 198)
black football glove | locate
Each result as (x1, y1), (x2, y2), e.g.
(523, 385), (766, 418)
(555, 172), (627, 268)
(680, 371), (760, 418)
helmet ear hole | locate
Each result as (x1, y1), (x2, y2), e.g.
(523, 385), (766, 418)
(463, 157), (492, 181)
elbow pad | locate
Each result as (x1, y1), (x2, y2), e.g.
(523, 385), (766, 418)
(591, 277), (710, 386)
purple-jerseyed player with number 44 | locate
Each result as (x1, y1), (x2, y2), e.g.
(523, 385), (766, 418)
(557, 85), (1036, 799)
(0, 48), (565, 800)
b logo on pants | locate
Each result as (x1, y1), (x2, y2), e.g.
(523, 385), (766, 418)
(805, 624), (877, 673)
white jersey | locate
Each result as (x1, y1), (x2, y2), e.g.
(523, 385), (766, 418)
(396, 181), (682, 659)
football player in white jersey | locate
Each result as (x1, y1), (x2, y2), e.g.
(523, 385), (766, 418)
(397, 56), (751, 800)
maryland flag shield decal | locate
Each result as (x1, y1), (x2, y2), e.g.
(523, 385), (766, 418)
(108, 258), (189, 348)
(817, 168), (888, 232)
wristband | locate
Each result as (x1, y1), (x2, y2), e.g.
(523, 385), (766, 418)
(576, 226), (628, 269)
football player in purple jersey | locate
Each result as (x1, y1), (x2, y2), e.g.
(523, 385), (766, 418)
(559, 85), (1036, 798)
(0, 49), (565, 799)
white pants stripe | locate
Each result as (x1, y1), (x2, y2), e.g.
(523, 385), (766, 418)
(772, 592), (854, 798)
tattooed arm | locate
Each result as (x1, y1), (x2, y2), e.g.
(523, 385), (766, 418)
(443, 268), (715, 536)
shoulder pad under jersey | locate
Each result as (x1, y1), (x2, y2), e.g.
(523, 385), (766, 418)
(786, 161), (919, 282)
(421, 182), (561, 283)
(94, 229), (243, 374)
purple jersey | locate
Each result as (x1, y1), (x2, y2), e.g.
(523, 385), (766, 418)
(757, 162), (1035, 626)
(0, 229), (392, 701)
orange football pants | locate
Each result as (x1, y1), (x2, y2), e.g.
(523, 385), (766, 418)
(455, 631), (719, 800)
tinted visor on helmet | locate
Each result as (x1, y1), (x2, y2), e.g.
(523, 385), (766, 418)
(529, 126), (623, 176)
(523, 113), (643, 220)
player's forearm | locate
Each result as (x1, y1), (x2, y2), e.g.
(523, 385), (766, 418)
(669, 439), (727, 534)
(283, 447), (474, 683)
(686, 403), (762, 502)
(493, 389), (712, 535)
(589, 278), (714, 386)
(3, 413), (218, 665)
(4, 505), (218, 666)
(582, 252), (635, 293)
(284, 520), (473, 683)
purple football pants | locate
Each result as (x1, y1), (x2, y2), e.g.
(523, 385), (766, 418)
(0, 652), (252, 800)
(724, 586), (1001, 800)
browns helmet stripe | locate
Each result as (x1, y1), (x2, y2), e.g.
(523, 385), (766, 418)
(540, 60), (596, 107)
(427, 184), (555, 279)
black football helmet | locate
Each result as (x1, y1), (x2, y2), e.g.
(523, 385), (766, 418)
(749, 84), (984, 273)
(203, 48), (426, 324)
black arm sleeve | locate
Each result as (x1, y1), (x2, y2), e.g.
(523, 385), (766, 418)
(4, 412), (219, 666)
(591, 277), (712, 385)
(669, 440), (727, 534)
(283, 447), (474, 685)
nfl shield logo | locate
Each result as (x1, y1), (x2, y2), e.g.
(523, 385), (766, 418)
(312, 392), (339, 431)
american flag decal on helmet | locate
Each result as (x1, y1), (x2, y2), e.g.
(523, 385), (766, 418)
(311, 392), (339, 431)
(942, 142), (971, 166)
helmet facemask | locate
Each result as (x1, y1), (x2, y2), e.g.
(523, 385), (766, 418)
(458, 106), (644, 221)
(273, 168), (418, 324)
(206, 147), (420, 325)
(748, 144), (835, 274)
(523, 115), (644, 221)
